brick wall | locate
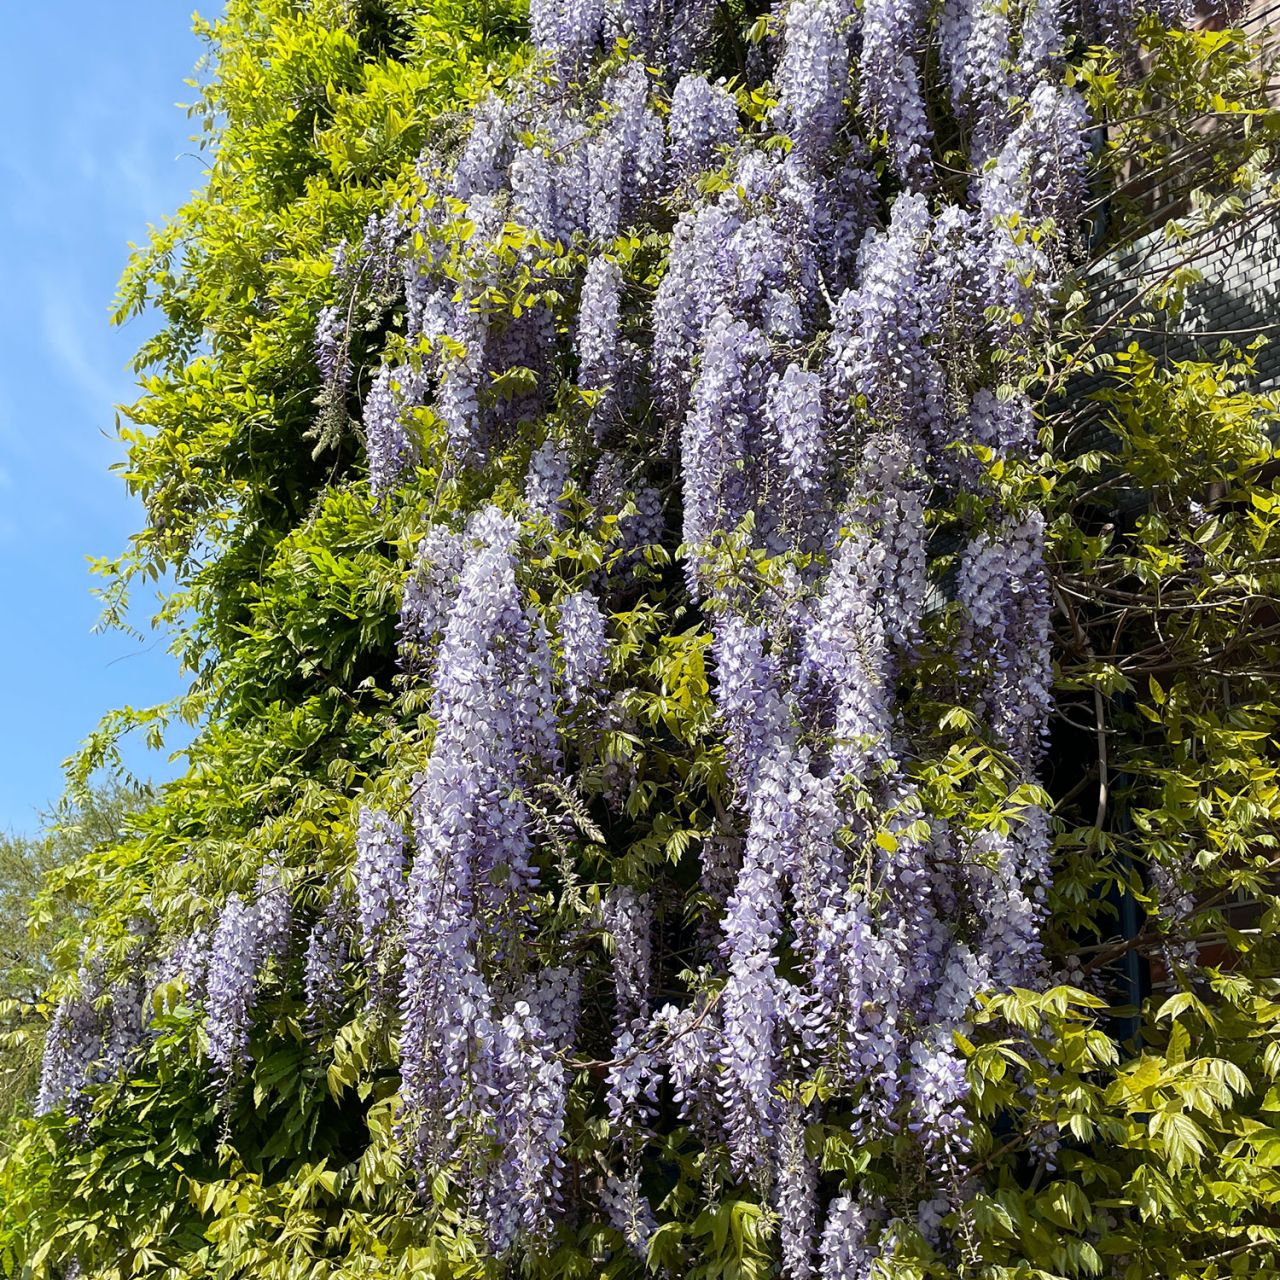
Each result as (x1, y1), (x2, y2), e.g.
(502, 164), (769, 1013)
(1086, 191), (1280, 390)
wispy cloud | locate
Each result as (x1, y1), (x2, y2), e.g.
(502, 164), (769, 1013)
(40, 281), (124, 420)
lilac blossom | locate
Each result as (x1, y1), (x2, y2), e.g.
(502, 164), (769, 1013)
(668, 76), (738, 182)
(577, 256), (622, 439)
(206, 895), (261, 1085)
(773, 0), (854, 159)
(558, 590), (608, 706)
(354, 806), (407, 985)
(363, 364), (422, 498)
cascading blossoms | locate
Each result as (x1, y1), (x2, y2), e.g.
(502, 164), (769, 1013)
(44, 0), (1103, 1269)
(331, 0), (1087, 1255)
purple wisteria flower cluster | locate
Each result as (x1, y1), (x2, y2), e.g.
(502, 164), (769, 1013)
(273, 0), (1091, 1262)
(36, 955), (144, 1122)
(38, 0), (1109, 1256)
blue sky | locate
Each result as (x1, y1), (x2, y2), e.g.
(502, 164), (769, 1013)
(0, 5), (210, 834)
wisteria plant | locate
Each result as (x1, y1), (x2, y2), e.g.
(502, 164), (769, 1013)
(3, 0), (1280, 1278)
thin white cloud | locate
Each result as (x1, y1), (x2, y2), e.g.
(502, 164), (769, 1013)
(39, 281), (125, 422)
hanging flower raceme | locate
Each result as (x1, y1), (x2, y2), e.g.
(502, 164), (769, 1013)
(589, 63), (666, 243)
(354, 806), (407, 1003)
(773, 0), (855, 160)
(304, 901), (349, 1032)
(827, 192), (946, 464)
(525, 439), (571, 530)
(776, 1100), (820, 1280)
(37, 963), (105, 1121)
(530, 0), (605, 83)
(602, 886), (654, 1027)
(254, 862), (292, 970)
(668, 74), (738, 182)
(398, 507), (565, 1205)
(717, 748), (806, 1179)
(399, 525), (466, 675)
(681, 307), (771, 594)
(205, 895), (262, 1088)
(577, 256), (623, 440)
(819, 1195), (885, 1278)
(558, 589), (608, 707)
(940, 0), (1014, 160)
(955, 511), (1053, 769)
(363, 364), (422, 498)
(977, 82), (1090, 334)
(859, 0), (933, 185)
(713, 612), (794, 793)
(487, 1002), (570, 1252)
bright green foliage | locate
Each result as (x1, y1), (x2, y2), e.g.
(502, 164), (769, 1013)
(3, 4), (1280, 1280)
(99, 0), (529, 676)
